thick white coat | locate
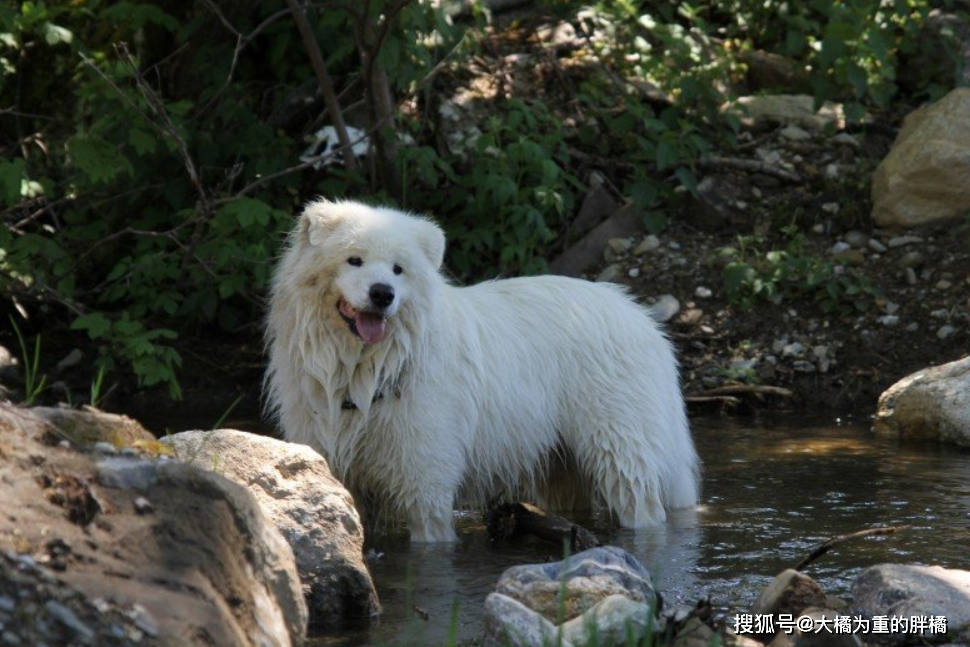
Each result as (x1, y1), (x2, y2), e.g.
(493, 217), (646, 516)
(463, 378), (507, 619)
(266, 200), (699, 541)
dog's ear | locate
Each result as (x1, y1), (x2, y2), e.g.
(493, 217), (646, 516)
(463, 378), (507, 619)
(417, 219), (446, 270)
(300, 200), (342, 246)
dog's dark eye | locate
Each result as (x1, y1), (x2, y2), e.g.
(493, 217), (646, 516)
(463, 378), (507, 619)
(347, 256), (363, 267)
(393, 264), (404, 275)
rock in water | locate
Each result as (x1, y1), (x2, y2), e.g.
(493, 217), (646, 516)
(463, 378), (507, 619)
(163, 429), (380, 627)
(872, 88), (970, 228)
(873, 356), (970, 447)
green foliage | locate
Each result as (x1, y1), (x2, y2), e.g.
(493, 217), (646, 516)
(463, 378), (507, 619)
(718, 231), (881, 314)
(9, 317), (47, 405)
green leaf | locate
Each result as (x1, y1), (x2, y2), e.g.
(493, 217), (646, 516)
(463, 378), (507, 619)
(128, 127), (157, 156)
(71, 313), (112, 339)
(0, 158), (26, 206)
(68, 136), (134, 185)
(218, 197), (273, 228)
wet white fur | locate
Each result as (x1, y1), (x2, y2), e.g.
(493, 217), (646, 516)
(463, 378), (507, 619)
(265, 199), (700, 542)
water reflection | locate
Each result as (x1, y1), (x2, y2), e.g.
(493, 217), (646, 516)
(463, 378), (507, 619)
(315, 415), (970, 646)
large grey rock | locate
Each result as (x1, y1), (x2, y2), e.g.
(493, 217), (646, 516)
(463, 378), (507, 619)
(873, 356), (970, 447)
(872, 88), (970, 228)
(853, 564), (970, 643)
(0, 404), (308, 647)
(163, 429), (379, 626)
(0, 405), (157, 448)
(485, 546), (658, 647)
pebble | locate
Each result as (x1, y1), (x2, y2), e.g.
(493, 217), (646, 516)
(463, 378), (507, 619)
(606, 237), (632, 254)
(821, 202), (840, 214)
(843, 231), (869, 249)
(898, 251), (925, 269)
(133, 497), (154, 515)
(595, 264), (620, 283)
(878, 315), (900, 326)
(812, 346), (829, 359)
(44, 600), (94, 642)
(699, 325), (714, 335)
(751, 187), (762, 198)
(780, 124), (811, 141)
(935, 279), (952, 290)
(792, 360), (816, 373)
(695, 286), (713, 299)
(867, 238), (888, 253)
(651, 295), (681, 323)
(937, 325), (958, 340)
(0, 597), (13, 613)
(668, 241), (681, 250)
(930, 309), (950, 320)
(905, 323), (919, 332)
(782, 342), (805, 357)
(824, 163), (840, 179)
(905, 267), (917, 285)
(831, 132), (860, 148)
(633, 235), (660, 255)
(883, 301), (900, 315)
(772, 338), (789, 353)
(811, 223), (825, 234)
(627, 267), (640, 278)
(92, 442), (117, 455)
(1, 631), (20, 645)
(830, 241), (852, 254)
(888, 235), (924, 248)
(55, 348), (84, 372)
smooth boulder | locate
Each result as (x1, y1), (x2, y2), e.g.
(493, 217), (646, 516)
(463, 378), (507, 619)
(872, 88), (970, 228)
(163, 429), (380, 627)
(873, 356), (970, 447)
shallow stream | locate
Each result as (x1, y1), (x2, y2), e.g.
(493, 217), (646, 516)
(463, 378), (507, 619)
(140, 407), (970, 646)
(312, 415), (970, 646)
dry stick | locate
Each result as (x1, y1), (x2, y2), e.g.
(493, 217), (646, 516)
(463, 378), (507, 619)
(699, 155), (803, 183)
(794, 525), (909, 572)
(690, 384), (795, 398)
(285, 0), (359, 171)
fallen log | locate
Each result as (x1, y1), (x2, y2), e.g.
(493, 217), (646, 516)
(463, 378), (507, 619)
(484, 501), (601, 552)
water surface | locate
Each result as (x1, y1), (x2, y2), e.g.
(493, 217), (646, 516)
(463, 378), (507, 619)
(313, 415), (970, 646)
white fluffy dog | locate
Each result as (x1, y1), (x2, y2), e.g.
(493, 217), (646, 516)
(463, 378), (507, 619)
(266, 199), (699, 542)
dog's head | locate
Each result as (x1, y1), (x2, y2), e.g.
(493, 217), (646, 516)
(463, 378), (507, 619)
(293, 199), (446, 344)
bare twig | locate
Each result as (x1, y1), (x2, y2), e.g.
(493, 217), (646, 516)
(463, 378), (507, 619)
(689, 384), (794, 399)
(699, 156), (802, 183)
(285, 0), (358, 171)
(794, 526), (909, 572)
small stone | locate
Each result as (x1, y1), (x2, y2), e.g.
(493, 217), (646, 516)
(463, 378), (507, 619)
(888, 235), (924, 248)
(699, 325), (714, 335)
(883, 301), (900, 315)
(793, 360), (816, 373)
(134, 497), (154, 515)
(811, 223), (825, 234)
(824, 163), (840, 179)
(780, 124), (811, 141)
(905, 323), (919, 332)
(905, 267), (918, 285)
(92, 441), (117, 454)
(935, 279), (953, 290)
(651, 295), (681, 323)
(812, 346), (829, 360)
(0, 597), (13, 613)
(782, 342), (805, 357)
(695, 286), (713, 299)
(878, 315), (900, 326)
(867, 238), (888, 253)
(634, 235), (661, 255)
(930, 309), (950, 320)
(627, 267), (640, 278)
(678, 309), (704, 326)
(830, 241), (852, 254)
(772, 338), (789, 353)
(44, 600), (94, 642)
(831, 132), (860, 148)
(752, 187), (763, 198)
(668, 241), (681, 250)
(831, 249), (866, 266)
(607, 237), (632, 254)
(821, 202), (840, 214)
(843, 230), (869, 248)
(595, 264), (621, 283)
(55, 348), (84, 372)
(898, 251), (925, 269)
(938, 325), (958, 340)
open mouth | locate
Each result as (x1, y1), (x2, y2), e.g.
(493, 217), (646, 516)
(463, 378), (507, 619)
(338, 299), (388, 344)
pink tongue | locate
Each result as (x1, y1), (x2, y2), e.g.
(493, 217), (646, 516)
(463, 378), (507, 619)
(356, 313), (387, 344)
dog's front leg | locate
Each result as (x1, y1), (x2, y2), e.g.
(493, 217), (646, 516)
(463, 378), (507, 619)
(407, 499), (458, 542)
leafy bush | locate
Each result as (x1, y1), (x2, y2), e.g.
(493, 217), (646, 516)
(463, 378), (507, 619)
(719, 231), (881, 314)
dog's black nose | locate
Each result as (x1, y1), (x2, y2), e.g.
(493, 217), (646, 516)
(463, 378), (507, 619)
(369, 283), (395, 309)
